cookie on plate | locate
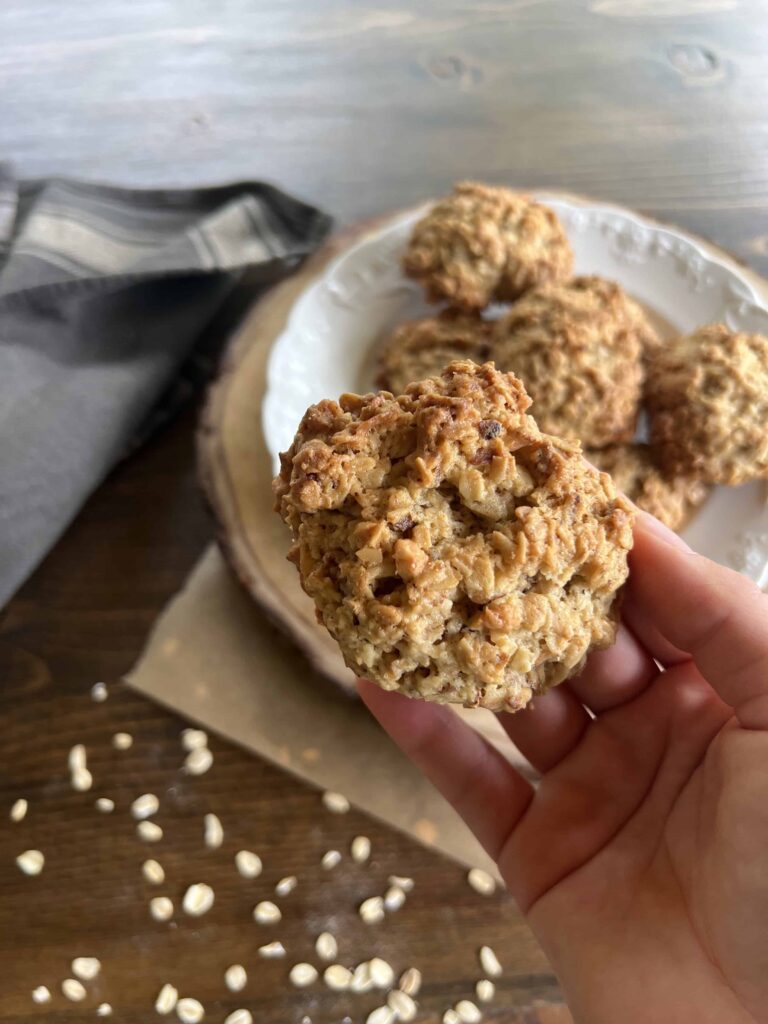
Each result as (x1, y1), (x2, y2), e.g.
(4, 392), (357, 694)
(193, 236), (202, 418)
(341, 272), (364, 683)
(647, 323), (768, 485)
(587, 443), (708, 532)
(376, 312), (492, 395)
(402, 182), (572, 310)
(491, 275), (656, 447)
(274, 361), (634, 712)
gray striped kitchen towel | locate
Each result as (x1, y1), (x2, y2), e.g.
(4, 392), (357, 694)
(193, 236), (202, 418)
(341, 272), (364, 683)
(0, 165), (332, 606)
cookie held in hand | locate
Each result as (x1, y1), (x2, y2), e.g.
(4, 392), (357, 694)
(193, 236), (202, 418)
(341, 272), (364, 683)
(274, 362), (634, 712)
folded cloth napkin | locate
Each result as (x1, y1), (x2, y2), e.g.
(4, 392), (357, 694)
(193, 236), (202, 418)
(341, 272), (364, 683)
(0, 165), (332, 607)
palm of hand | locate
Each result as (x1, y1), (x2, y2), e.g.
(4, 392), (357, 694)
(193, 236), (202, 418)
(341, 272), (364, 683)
(516, 662), (768, 1024)
(361, 515), (768, 1024)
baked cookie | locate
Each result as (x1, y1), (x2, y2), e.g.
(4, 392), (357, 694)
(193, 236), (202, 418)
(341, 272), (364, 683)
(275, 361), (634, 712)
(587, 443), (708, 532)
(402, 182), (572, 310)
(491, 275), (655, 447)
(647, 323), (768, 485)
(376, 312), (492, 395)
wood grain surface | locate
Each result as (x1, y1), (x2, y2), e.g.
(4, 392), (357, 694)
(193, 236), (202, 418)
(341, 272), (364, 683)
(3, 1), (768, 1021)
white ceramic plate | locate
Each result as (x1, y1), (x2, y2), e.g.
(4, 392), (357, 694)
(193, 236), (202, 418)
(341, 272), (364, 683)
(263, 197), (768, 587)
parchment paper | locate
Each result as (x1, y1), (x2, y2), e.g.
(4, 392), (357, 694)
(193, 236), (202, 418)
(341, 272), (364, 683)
(127, 545), (531, 877)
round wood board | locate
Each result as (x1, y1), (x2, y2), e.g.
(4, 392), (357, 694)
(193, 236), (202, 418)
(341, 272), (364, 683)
(198, 196), (768, 696)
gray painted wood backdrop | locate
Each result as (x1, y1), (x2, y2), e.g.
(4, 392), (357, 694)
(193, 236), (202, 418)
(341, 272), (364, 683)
(2, 0), (768, 273)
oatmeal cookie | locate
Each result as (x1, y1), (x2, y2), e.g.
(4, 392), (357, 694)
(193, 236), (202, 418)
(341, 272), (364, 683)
(491, 275), (655, 446)
(377, 312), (492, 395)
(587, 443), (708, 532)
(275, 361), (634, 712)
(647, 323), (768, 485)
(402, 182), (573, 310)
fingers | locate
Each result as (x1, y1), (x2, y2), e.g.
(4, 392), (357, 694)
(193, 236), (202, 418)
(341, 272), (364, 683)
(357, 679), (534, 860)
(628, 512), (768, 725)
(568, 622), (660, 712)
(497, 687), (590, 774)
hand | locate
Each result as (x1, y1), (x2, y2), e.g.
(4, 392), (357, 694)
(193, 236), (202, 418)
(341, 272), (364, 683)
(359, 513), (768, 1024)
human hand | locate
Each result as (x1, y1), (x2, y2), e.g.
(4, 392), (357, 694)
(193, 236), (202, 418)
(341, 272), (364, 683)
(359, 513), (768, 1024)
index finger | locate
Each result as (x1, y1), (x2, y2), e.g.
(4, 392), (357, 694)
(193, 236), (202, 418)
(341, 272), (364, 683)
(628, 512), (768, 727)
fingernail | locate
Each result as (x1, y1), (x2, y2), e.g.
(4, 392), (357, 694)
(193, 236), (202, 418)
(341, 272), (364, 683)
(635, 511), (692, 552)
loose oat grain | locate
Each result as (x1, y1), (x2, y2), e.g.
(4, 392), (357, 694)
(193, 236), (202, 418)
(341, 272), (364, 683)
(384, 885), (406, 912)
(467, 869), (496, 896)
(150, 896), (174, 922)
(289, 963), (317, 988)
(478, 946), (502, 978)
(137, 820), (163, 843)
(321, 849), (342, 870)
(359, 896), (385, 924)
(387, 990), (417, 1021)
(253, 900), (281, 925)
(224, 1012), (252, 1024)
(96, 1003), (113, 1016)
(155, 982), (179, 1014)
(131, 793), (159, 820)
(184, 747), (213, 776)
(315, 932), (337, 961)
(72, 957), (101, 980)
(323, 964), (353, 991)
(182, 883), (214, 916)
(369, 957), (395, 989)
(91, 682), (108, 702)
(16, 849), (44, 875)
(224, 964), (247, 992)
(351, 835), (371, 863)
(258, 941), (286, 958)
(95, 798), (115, 813)
(112, 732), (133, 751)
(455, 1000), (482, 1023)
(366, 1008), (395, 1024)
(176, 997), (205, 1023)
(31, 986), (50, 1004)
(476, 980), (495, 1003)
(398, 968), (422, 997)
(10, 798), (27, 822)
(61, 979), (86, 1002)
(181, 729), (208, 751)
(321, 791), (350, 814)
(275, 875), (297, 897)
(235, 850), (262, 878)
(203, 813), (223, 850)
(142, 859), (165, 885)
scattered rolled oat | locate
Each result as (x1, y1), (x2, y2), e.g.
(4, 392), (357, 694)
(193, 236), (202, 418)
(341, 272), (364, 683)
(350, 962), (374, 993)
(476, 980), (495, 1003)
(455, 1000), (482, 1023)
(72, 957), (101, 981)
(181, 728), (208, 751)
(155, 982), (179, 1014)
(388, 874), (414, 893)
(203, 813), (223, 850)
(69, 744), (87, 773)
(96, 1004), (113, 1017)
(142, 858), (165, 885)
(366, 1008), (395, 1024)
(359, 896), (385, 924)
(398, 968), (422, 997)
(176, 997), (205, 1023)
(351, 835), (371, 863)
(253, 900), (281, 925)
(91, 682), (108, 702)
(150, 896), (174, 922)
(289, 963), (318, 988)
(384, 885), (406, 912)
(321, 790), (350, 814)
(275, 875), (297, 897)
(95, 797), (115, 813)
(224, 964), (247, 992)
(112, 732), (133, 751)
(258, 941), (286, 958)
(315, 931), (337, 961)
(31, 986), (51, 1004)
(137, 820), (163, 843)
(467, 868), (496, 896)
(183, 883), (215, 916)
(235, 850), (262, 879)
(323, 964), (353, 991)
(16, 849), (44, 875)
(184, 747), (213, 776)
(369, 957), (395, 989)
(72, 768), (93, 792)
(224, 1012), (252, 1024)
(61, 978), (86, 1002)
(443, 1012), (461, 1024)
(10, 798), (28, 822)
(388, 989), (417, 1021)
(131, 793), (159, 820)
(321, 849), (342, 870)
(478, 945), (502, 978)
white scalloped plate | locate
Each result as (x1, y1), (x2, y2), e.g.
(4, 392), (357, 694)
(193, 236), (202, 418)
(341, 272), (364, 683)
(263, 197), (768, 587)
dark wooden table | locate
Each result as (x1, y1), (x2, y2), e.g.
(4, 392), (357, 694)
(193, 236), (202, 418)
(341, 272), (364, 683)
(3, 2), (768, 1022)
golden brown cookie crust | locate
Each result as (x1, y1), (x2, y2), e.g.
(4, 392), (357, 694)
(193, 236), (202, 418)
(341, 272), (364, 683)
(275, 361), (634, 712)
(587, 443), (709, 532)
(491, 275), (655, 447)
(647, 324), (768, 485)
(376, 312), (492, 395)
(402, 182), (573, 310)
